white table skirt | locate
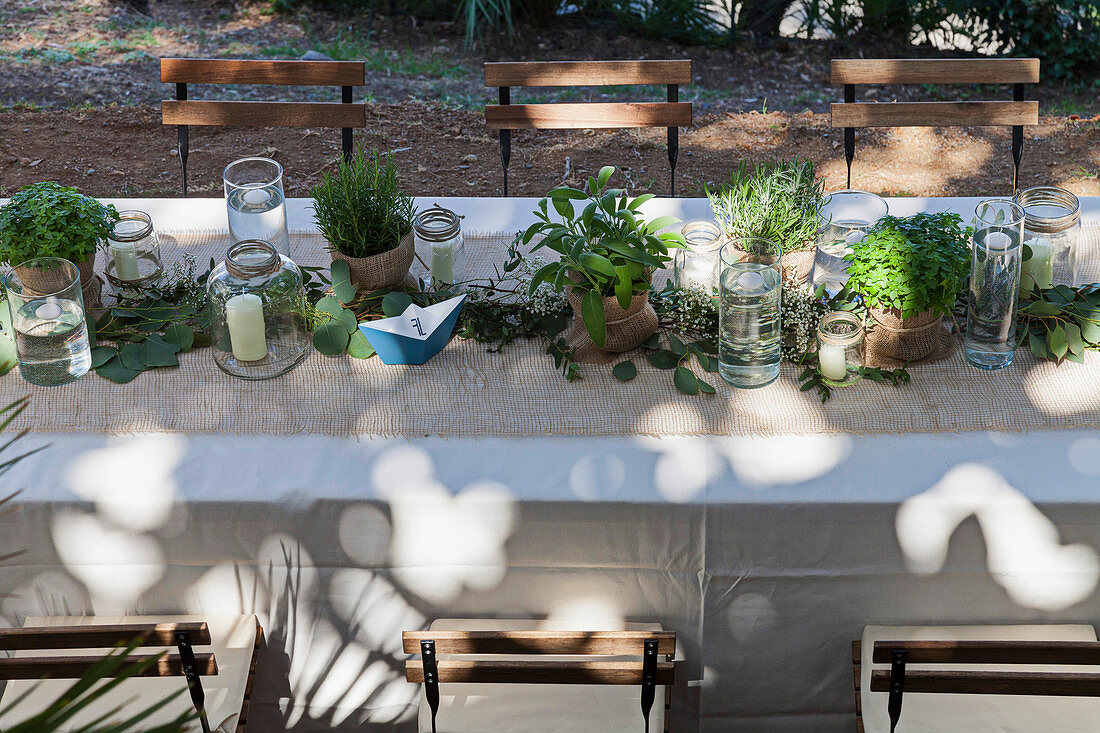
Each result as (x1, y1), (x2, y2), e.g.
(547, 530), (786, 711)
(4, 198), (1100, 732)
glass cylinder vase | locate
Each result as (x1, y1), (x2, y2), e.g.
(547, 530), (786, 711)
(207, 240), (309, 380)
(415, 205), (464, 288)
(673, 221), (723, 294)
(964, 200), (1024, 370)
(814, 190), (888, 290)
(718, 237), (782, 389)
(224, 157), (290, 257)
(4, 257), (92, 386)
(105, 210), (163, 292)
(1013, 185), (1080, 293)
(817, 311), (863, 386)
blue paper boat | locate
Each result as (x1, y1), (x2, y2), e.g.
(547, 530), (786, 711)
(359, 294), (466, 365)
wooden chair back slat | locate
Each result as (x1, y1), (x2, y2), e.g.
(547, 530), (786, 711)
(161, 58), (365, 86)
(485, 60), (691, 87)
(0, 622), (211, 650)
(830, 100), (1038, 128)
(0, 653), (217, 680)
(872, 640), (1100, 665)
(402, 630), (677, 656)
(831, 58), (1040, 86)
(870, 670), (1100, 697)
(405, 659), (674, 685)
(162, 100), (366, 128)
(485, 101), (691, 130)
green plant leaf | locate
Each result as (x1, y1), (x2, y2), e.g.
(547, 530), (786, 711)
(580, 289), (605, 348)
(96, 355), (141, 384)
(330, 259), (358, 304)
(643, 215), (680, 235)
(347, 329), (376, 359)
(118, 342), (146, 371)
(697, 376), (716, 394)
(313, 322), (350, 355)
(612, 360), (637, 381)
(89, 345), (116, 369)
(164, 323), (195, 352)
(647, 350), (681, 369)
(597, 166), (614, 189)
(141, 334), (181, 368)
(1079, 316), (1100, 345)
(614, 265), (632, 310)
(1065, 321), (1085, 355)
(668, 333), (687, 357)
(578, 252), (616, 278)
(674, 365), (699, 394)
(381, 291), (414, 317)
(1049, 324), (1069, 359)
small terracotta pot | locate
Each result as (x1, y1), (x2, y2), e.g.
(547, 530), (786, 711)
(330, 230), (415, 292)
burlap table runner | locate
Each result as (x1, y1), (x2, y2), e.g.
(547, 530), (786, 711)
(6, 227), (1100, 438)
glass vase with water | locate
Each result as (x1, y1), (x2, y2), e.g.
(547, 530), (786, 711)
(4, 257), (92, 386)
(718, 238), (782, 388)
(964, 200), (1024, 370)
(814, 190), (888, 291)
(224, 157), (290, 257)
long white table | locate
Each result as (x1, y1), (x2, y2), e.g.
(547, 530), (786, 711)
(5, 198), (1100, 732)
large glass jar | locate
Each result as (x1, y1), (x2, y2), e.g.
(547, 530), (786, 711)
(415, 205), (465, 288)
(673, 221), (723, 293)
(814, 190), (888, 290)
(207, 239), (309, 380)
(105, 210), (163, 292)
(1013, 186), (1079, 293)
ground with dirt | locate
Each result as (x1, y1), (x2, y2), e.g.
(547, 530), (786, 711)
(1, 0), (1099, 199)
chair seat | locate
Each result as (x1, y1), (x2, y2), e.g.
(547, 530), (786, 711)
(0, 614), (258, 733)
(861, 624), (1100, 733)
(418, 618), (667, 733)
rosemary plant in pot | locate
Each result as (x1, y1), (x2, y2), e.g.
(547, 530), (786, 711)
(707, 158), (825, 282)
(845, 212), (971, 363)
(521, 166), (684, 360)
(0, 182), (118, 306)
(311, 147), (416, 291)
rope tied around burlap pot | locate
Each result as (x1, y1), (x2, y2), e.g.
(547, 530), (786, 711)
(329, 230), (415, 292)
(564, 281), (659, 365)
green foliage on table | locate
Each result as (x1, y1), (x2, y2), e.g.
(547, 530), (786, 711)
(845, 213), (972, 319)
(706, 158), (825, 254)
(0, 182), (119, 266)
(310, 146), (415, 259)
(797, 358), (912, 403)
(610, 329), (718, 395)
(1018, 282), (1100, 363)
(0, 298), (17, 377)
(521, 165), (685, 348)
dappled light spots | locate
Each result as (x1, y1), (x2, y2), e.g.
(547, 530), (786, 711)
(726, 593), (778, 643)
(1068, 438), (1100, 476)
(634, 435), (715, 502)
(545, 595), (625, 631)
(716, 433), (851, 487)
(569, 453), (626, 501)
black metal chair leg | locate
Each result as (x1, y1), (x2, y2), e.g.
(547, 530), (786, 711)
(887, 650), (906, 733)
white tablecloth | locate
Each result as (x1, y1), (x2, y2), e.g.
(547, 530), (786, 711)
(5, 198), (1100, 732)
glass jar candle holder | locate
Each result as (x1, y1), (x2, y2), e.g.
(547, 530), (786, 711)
(4, 257), (92, 386)
(718, 238), (783, 389)
(814, 190), (888, 290)
(105, 210), (163, 292)
(1013, 185), (1079, 293)
(224, 157), (290, 257)
(415, 205), (464, 288)
(673, 221), (723, 294)
(817, 311), (863, 386)
(207, 239), (309, 380)
(965, 199), (1024, 371)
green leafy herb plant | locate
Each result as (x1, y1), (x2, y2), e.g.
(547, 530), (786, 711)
(845, 212), (972, 319)
(520, 166), (685, 348)
(706, 158), (825, 253)
(310, 146), (415, 259)
(1018, 283), (1100, 363)
(0, 182), (119, 266)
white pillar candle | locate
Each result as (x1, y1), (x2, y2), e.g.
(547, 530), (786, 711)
(242, 188), (271, 206)
(1022, 237), (1054, 291)
(225, 293), (268, 361)
(110, 241), (142, 281)
(819, 342), (848, 382)
(985, 231), (1011, 250)
(431, 240), (456, 285)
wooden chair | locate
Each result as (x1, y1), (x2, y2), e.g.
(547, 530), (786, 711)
(856, 638), (1100, 733)
(484, 60), (692, 196)
(830, 58), (1040, 191)
(160, 58), (367, 196)
(0, 615), (262, 733)
(403, 628), (676, 733)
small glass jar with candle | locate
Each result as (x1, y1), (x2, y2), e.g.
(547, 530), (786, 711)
(415, 206), (464, 289)
(814, 190), (888, 290)
(105, 210), (163, 292)
(674, 221), (723, 293)
(816, 311), (863, 386)
(1013, 186), (1079, 294)
(207, 239), (309, 380)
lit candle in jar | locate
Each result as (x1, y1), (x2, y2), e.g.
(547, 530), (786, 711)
(225, 293), (268, 361)
(110, 240), (142, 281)
(818, 342), (848, 382)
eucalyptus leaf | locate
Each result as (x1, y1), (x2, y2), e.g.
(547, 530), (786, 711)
(697, 377), (716, 394)
(347, 329), (376, 359)
(89, 345), (117, 369)
(313, 322), (351, 355)
(612, 360), (637, 382)
(1049, 324), (1069, 359)
(668, 333), (687, 357)
(164, 323), (195, 352)
(381, 291), (414, 318)
(329, 259), (358, 304)
(1065, 321), (1085, 355)
(673, 365), (699, 395)
(96, 355), (141, 384)
(118, 342), (146, 371)
(647, 350), (681, 370)
(141, 335), (181, 368)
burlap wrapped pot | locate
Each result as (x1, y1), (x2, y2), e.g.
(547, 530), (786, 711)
(565, 286), (659, 364)
(864, 307), (956, 366)
(11, 256), (101, 308)
(77, 257), (102, 309)
(330, 230), (415, 292)
(719, 240), (813, 283)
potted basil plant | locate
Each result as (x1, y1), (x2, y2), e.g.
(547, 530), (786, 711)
(311, 146), (416, 292)
(522, 166), (685, 354)
(0, 182), (118, 305)
(845, 212), (971, 362)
